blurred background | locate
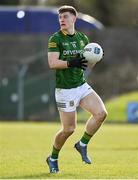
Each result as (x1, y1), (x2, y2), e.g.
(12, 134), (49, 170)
(0, 0), (138, 123)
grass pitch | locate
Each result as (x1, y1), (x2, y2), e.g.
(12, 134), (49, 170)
(0, 122), (138, 179)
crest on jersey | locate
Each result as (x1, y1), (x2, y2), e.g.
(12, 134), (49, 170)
(70, 41), (77, 48)
(69, 101), (74, 107)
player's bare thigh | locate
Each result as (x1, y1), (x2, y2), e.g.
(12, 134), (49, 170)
(59, 111), (77, 132)
(79, 90), (107, 116)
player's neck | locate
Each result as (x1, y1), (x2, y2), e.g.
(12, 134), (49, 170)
(62, 27), (75, 35)
(67, 28), (75, 35)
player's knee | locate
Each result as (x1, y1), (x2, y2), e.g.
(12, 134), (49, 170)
(94, 110), (108, 123)
(62, 127), (75, 137)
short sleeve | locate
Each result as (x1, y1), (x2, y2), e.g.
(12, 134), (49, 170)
(79, 32), (90, 45)
(84, 34), (89, 45)
(48, 35), (60, 52)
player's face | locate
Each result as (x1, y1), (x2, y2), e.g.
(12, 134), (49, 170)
(59, 12), (76, 30)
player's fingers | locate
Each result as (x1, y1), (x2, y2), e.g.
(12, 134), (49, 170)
(82, 64), (87, 68)
(82, 60), (88, 63)
(80, 57), (85, 60)
(82, 66), (87, 70)
(102, 50), (104, 58)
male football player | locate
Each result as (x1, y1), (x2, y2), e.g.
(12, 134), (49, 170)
(46, 5), (107, 173)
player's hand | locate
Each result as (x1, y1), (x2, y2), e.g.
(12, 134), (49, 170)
(67, 57), (88, 70)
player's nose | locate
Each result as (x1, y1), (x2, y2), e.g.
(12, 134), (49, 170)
(60, 18), (65, 22)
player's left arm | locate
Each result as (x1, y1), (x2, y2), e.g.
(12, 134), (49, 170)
(83, 33), (97, 68)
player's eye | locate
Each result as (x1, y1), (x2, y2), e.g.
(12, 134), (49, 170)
(63, 15), (69, 19)
(59, 14), (69, 20)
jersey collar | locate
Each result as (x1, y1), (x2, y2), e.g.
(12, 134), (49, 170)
(61, 30), (76, 36)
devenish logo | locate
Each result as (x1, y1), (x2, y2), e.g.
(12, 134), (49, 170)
(63, 49), (83, 55)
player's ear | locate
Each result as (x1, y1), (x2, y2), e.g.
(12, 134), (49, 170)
(72, 15), (77, 23)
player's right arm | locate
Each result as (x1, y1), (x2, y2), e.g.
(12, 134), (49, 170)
(48, 34), (87, 70)
(48, 52), (68, 69)
(48, 35), (68, 69)
(48, 52), (87, 70)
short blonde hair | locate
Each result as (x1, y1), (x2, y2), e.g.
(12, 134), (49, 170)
(58, 5), (77, 17)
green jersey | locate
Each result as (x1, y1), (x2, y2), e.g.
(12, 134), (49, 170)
(48, 30), (89, 89)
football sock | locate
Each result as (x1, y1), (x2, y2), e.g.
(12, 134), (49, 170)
(51, 146), (60, 160)
(80, 131), (92, 145)
(80, 141), (87, 147)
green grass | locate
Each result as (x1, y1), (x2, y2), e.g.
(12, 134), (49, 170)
(78, 91), (138, 122)
(0, 122), (138, 179)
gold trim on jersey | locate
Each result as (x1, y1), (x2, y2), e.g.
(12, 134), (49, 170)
(61, 30), (68, 35)
(48, 42), (57, 48)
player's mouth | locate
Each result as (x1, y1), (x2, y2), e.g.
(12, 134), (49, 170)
(61, 23), (66, 26)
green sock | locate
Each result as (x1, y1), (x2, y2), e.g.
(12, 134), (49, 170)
(51, 146), (60, 159)
(80, 131), (92, 145)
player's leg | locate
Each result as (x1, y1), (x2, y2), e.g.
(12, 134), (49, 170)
(54, 110), (77, 150)
(74, 90), (107, 164)
(47, 110), (76, 173)
(80, 90), (107, 136)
